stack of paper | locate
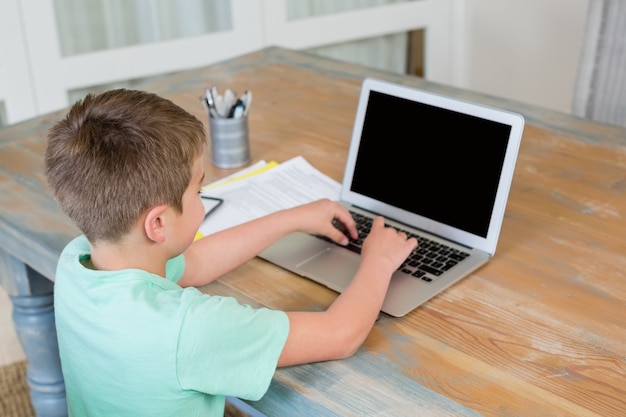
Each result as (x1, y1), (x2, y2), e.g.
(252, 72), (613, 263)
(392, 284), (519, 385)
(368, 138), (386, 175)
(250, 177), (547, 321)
(197, 156), (341, 237)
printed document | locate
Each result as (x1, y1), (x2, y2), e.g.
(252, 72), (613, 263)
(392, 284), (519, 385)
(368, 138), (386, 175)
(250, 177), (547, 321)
(198, 156), (340, 236)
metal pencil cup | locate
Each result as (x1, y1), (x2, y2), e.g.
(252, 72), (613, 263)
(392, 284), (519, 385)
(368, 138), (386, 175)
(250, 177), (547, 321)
(208, 115), (250, 168)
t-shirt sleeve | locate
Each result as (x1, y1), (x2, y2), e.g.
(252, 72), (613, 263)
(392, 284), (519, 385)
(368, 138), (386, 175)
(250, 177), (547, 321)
(165, 254), (185, 283)
(176, 289), (289, 401)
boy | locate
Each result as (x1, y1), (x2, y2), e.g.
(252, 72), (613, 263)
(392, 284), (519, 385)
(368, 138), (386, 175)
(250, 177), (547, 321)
(44, 89), (417, 416)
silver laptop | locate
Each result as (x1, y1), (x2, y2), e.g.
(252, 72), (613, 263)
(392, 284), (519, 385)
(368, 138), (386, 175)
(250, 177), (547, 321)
(259, 78), (524, 317)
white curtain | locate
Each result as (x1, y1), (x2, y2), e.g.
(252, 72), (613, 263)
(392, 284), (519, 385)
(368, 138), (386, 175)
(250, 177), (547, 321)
(0, 103), (6, 127)
(572, 0), (626, 127)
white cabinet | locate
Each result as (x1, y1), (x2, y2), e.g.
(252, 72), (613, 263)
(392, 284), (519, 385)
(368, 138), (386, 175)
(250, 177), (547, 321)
(0, 0), (463, 125)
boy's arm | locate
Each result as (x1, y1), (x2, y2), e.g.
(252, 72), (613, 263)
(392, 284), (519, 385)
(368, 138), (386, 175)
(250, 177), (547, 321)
(178, 199), (357, 287)
(277, 217), (417, 366)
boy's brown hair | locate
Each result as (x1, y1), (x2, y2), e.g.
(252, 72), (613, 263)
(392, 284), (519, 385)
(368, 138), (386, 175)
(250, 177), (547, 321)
(45, 89), (206, 243)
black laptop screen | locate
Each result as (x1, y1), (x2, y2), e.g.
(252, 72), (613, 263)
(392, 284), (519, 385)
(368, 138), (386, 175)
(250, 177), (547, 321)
(350, 90), (512, 238)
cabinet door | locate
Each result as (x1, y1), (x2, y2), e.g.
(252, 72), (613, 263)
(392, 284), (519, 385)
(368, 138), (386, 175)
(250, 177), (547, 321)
(17, 0), (264, 119)
(263, 0), (464, 84)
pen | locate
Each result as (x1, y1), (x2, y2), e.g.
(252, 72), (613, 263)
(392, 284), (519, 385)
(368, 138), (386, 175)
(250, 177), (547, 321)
(223, 89), (236, 112)
(228, 99), (245, 118)
(210, 85), (226, 117)
(203, 88), (218, 118)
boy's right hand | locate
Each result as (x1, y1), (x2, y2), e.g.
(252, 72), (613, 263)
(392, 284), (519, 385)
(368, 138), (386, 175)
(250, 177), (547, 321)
(360, 216), (418, 274)
(291, 199), (358, 245)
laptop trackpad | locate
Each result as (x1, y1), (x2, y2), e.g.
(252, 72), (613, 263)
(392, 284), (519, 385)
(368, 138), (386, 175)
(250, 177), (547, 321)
(297, 248), (360, 292)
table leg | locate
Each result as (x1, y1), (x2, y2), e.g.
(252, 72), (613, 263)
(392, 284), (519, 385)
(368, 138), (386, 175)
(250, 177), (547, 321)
(0, 251), (67, 417)
(11, 292), (67, 417)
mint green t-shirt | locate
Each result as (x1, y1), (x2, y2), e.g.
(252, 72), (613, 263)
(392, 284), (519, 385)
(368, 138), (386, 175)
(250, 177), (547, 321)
(55, 236), (289, 417)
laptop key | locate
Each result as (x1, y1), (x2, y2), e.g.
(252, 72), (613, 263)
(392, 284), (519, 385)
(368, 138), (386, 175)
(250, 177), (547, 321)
(449, 252), (469, 261)
(418, 264), (443, 276)
(346, 242), (361, 253)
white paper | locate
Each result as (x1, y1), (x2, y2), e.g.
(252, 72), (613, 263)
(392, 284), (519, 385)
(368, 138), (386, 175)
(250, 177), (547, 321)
(198, 156), (341, 236)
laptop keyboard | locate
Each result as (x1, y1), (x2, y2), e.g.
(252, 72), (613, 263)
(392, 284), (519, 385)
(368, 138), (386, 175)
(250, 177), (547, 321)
(321, 210), (470, 283)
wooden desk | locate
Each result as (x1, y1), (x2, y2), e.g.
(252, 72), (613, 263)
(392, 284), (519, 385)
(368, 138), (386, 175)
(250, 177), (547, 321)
(1, 47), (625, 417)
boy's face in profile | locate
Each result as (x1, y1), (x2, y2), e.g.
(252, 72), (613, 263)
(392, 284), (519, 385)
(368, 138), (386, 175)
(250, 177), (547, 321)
(167, 154), (206, 255)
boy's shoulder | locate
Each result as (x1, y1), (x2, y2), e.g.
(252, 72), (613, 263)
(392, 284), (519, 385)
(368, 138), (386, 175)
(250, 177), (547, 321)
(59, 235), (185, 283)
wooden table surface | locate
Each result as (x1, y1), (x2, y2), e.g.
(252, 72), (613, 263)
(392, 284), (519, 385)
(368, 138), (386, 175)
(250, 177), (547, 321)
(1, 47), (625, 417)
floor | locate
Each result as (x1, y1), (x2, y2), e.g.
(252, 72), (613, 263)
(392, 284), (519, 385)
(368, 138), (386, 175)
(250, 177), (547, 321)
(0, 286), (25, 367)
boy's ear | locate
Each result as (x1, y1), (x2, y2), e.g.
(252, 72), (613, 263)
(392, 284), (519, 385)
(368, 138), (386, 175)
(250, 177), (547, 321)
(144, 205), (169, 243)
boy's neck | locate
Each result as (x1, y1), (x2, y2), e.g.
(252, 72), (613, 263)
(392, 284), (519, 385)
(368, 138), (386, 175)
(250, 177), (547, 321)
(88, 231), (169, 277)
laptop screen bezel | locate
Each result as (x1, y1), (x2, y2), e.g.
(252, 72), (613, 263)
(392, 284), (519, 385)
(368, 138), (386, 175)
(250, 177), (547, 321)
(340, 78), (524, 255)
